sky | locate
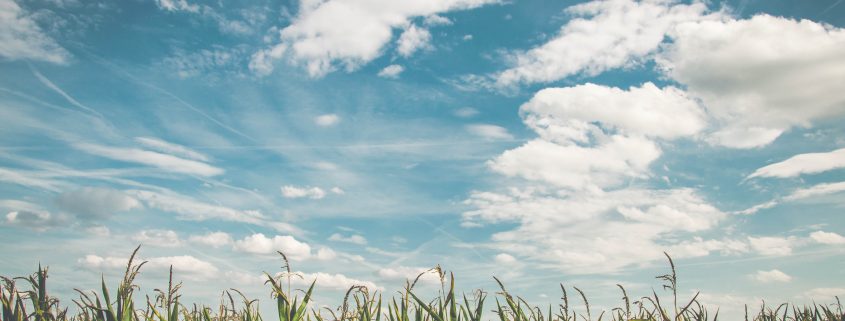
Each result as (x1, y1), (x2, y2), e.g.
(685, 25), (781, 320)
(1, 0), (845, 319)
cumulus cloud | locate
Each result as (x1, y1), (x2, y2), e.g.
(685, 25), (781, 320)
(522, 83), (705, 142)
(314, 114), (341, 127)
(466, 124), (513, 140)
(74, 143), (223, 177)
(486, 82), (704, 191)
(748, 148), (845, 179)
(233, 233), (312, 260)
(1, 200), (64, 230)
(750, 269), (792, 283)
(492, 0), (715, 87)
(291, 271), (381, 291)
(809, 231), (845, 245)
(397, 24), (431, 57)
(281, 185), (327, 199)
(315, 247), (337, 260)
(658, 15), (845, 148)
(378, 64), (405, 78)
(55, 187), (140, 220)
(377, 266), (441, 285)
(79, 254), (218, 280)
(463, 188), (726, 273)
(328, 233), (367, 245)
(250, 0), (498, 77)
(462, 76), (732, 274)
(189, 231), (233, 248)
(132, 229), (182, 248)
(494, 253), (517, 265)
(748, 236), (795, 256)
(0, 0), (70, 63)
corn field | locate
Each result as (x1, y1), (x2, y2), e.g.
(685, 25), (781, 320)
(1, 246), (842, 321)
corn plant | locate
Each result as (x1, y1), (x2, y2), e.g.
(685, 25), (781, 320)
(73, 245), (145, 321)
(3, 246), (845, 321)
(265, 252), (314, 321)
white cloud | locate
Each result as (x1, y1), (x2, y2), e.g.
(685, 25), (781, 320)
(1, 200), (64, 230)
(126, 190), (265, 224)
(521, 83), (705, 143)
(233, 233), (312, 260)
(454, 107), (479, 118)
(0, 0), (70, 63)
(462, 76), (731, 274)
(126, 190), (288, 231)
(463, 187), (726, 274)
(490, 137), (659, 191)
(314, 114), (340, 127)
(281, 185), (327, 199)
(466, 124), (513, 140)
(423, 14), (452, 26)
(735, 181), (845, 215)
(86, 225), (111, 237)
(330, 187), (345, 195)
(249, 44), (286, 76)
(377, 266), (441, 285)
(785, 181), (845, 201)
(154, 0), (199, 12)
(78, 254), (126, 270)
(250, 0), (499, 77)
(132, 229), (182, 248)
(658, 15), (845, 148)
(328, 233), (367, 245)
(79, 254), (218, 280)
(750, 269), (792, 283)
(487, 82), (703, 191)
(315, 247), (337, 260)
(223, 271), (264, 286)
(748, 236), (795, 256)
(492, 0), (715, 87)
(378, 64), (405, 78)
(809, 231), (845, 245)
(748, 148), (845, 179)
(74, 143), (223, 177)
(666, 237), (749, 258)
(396, 24), (431, 57)
(801, 288), (845, 300)
(494, 253), (517, 265)
(135, 137), (210, 162)
(153, 0), (253, 36)
(189, 231), (233, 248)
(291, 271), (381, 291)
(55, 187), (140, 220)
(0, 168), (64, 192)
(146, 256), (219, 279)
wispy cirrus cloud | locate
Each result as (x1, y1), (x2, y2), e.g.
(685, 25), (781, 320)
(74, 143), (223, 177)
(748, 148), (845, 179)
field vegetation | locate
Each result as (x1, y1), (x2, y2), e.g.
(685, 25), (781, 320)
(1, 246), (842, 321)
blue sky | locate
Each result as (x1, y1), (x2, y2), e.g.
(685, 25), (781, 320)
(2, 0), (845, 318)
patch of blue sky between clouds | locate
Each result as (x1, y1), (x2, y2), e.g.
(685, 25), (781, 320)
(1, 0), (845, 320)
